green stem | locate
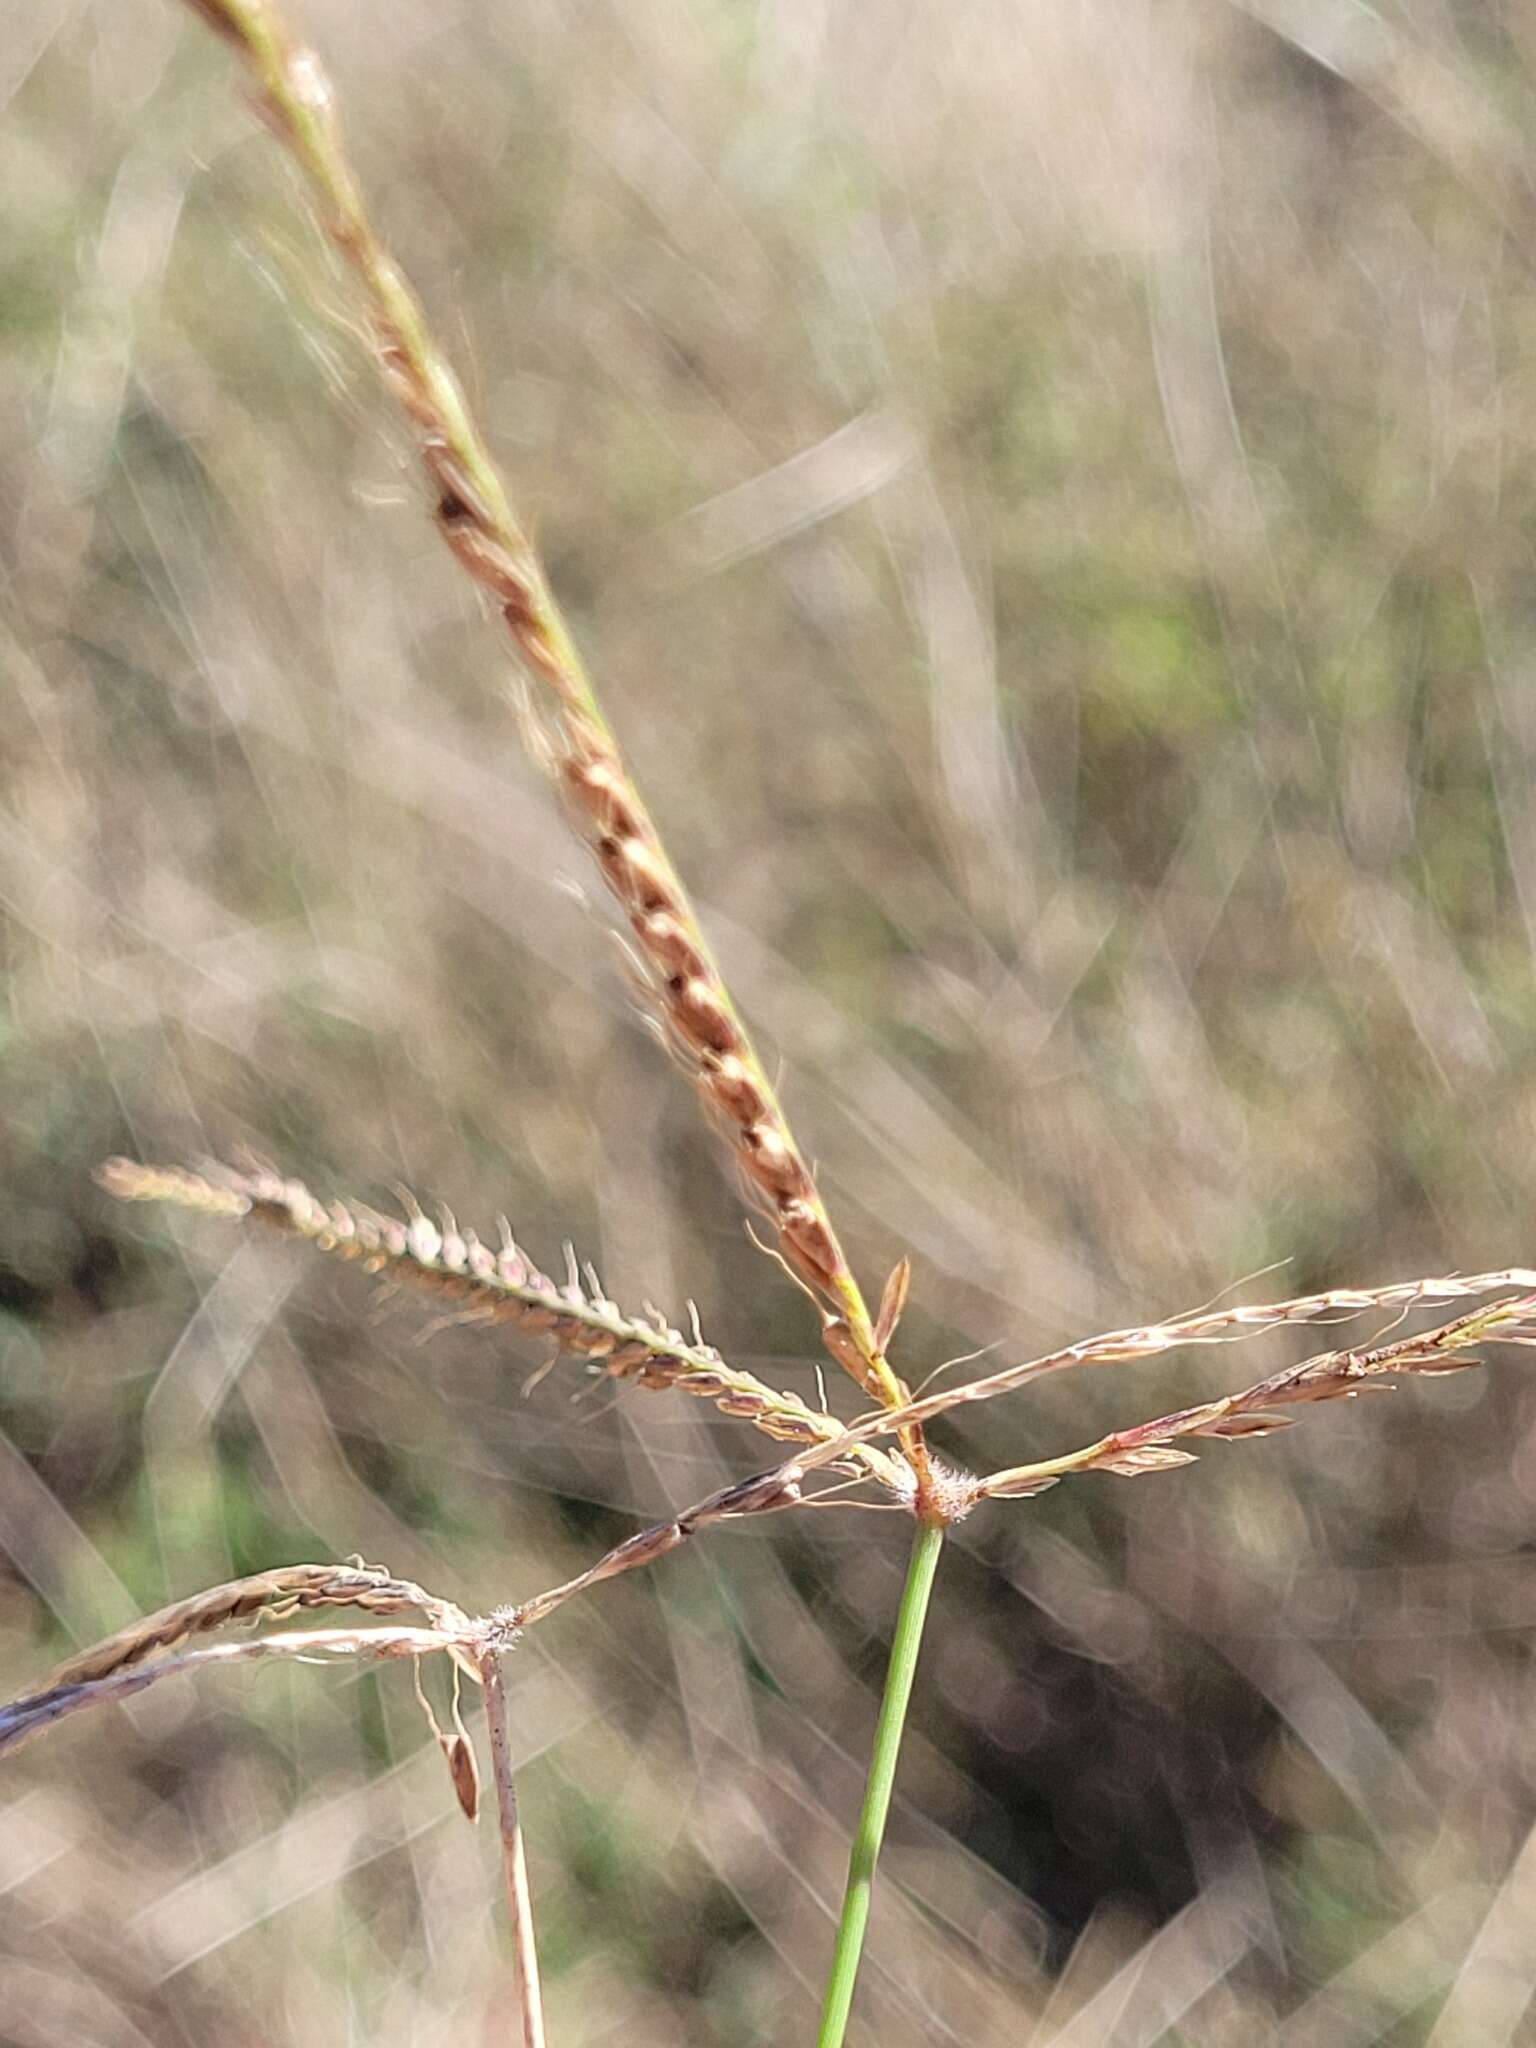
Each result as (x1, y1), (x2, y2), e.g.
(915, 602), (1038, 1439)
(816, 1518), (945, 2048)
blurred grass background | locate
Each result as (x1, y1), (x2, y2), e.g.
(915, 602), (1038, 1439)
(6, 0), (1536, 2040)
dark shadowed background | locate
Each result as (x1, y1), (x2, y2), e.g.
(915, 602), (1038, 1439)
(6, 1), (1536, 2041)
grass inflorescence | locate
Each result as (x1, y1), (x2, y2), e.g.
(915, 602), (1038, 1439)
(98, 1158), (912, 1499)
(173, 0), (927, 1469)
(7, 3), (1536, 2044)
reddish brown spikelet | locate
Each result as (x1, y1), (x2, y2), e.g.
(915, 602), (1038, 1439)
(669, 977), (741, 1057)
(445, 1733), (481, 1823)
(634, 911), (708, 983)
(562, 757), (646, 843)
(738, 1123), (814, 1203)
(701, 1051), (770, 1127)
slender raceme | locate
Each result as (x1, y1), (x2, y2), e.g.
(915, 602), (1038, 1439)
(98, 1158), (911, 1500)
(750, 1268), (1536, 1486)
(977, 1294), (1536, 1498)
(41, 1560), (472, 1687)
(177, 0), (929, 1490)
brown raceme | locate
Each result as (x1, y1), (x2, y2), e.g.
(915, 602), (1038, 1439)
(43, 1562), (469, 1690)
(175, 0), (920, 1444)
(97, 1159), (912, 1500)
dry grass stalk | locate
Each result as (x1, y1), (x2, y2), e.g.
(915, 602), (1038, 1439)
(977, 1295), (1536, 1498)
(176, 0), (925, 1473)
(479, 1645), (547, 2048)
(99, 1158), (911, 1500)
(508, 1461), (809, 1628)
